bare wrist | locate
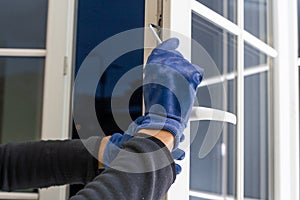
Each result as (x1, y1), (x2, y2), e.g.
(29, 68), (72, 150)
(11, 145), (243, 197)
(137, 129), (175, 151)
(98, 136), (111, 169)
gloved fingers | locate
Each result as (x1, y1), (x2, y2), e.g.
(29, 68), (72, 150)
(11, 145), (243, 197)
(175, 163), (182, 175)
(122, 133), (133, 142)
(108, 133), (123, 147)
(154, 38), (183, 58)
(124, 116), (146, 136)
(192, 64), (205, 85)
(168, 49), (184, 57)
(157, 38), (179, 51)
(108, 133), (133, 148)
(172, 148), (185, 160)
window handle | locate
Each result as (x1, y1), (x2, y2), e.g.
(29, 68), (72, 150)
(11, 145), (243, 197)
(149, 23), (162, 44)
(190, 106), (237, 159)
(190, 106), (237, 125)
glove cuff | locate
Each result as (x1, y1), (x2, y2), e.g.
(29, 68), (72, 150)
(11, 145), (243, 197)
(135, 113), (184, 150)
(103, 133), (132, 168)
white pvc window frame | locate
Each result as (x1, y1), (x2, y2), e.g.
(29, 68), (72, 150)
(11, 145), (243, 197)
(0, 192), (38, 200)
(162, 0), (299, 200)
(272, 0), (299, 200)
(39, 0), (76, 199)
(0, 0), (75, 199)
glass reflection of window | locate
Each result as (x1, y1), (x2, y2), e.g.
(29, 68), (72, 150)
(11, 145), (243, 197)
(244, 72), (269, 200)
(245, 43), (268, 69)
(0, 57), (44, 144)
(196, 0), (237, 23)
(190, 81), (236, 196)
(245, 0), (268, 43)
(166, 0), (276, 199)
(192, 12), (237, 76)
(190, 12), (237, 198)
(0, 0), (48, 48)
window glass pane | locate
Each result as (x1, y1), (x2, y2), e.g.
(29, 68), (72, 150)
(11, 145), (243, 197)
(191, 12), (237, 196)
(190, 80), (235, 195)
(196, 0), (236, 23)
(71, 0), (145, 195)
(244, 0), (269, 43)
(227, 79), (236, 196)
(190, 84), (222, 194)
(0, 0), (48, 48)
(244, 72), (269, 199)
(190, 109), (223, 193)
(245, 42), (268, 69)
(192, 12), (237, 77)
(95, 51), (143, 135)
(0, 57), (44, 143)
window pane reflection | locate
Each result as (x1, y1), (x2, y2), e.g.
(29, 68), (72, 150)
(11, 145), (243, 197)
(227, 79), (236, 196)
(192, 12), (237, 77)
(190, 80), (235, 195)
(245, 0), (269, 43)
(190, 120), (223, 194)
(191, 12), (237, 197)
(0, 0), (48, 48)
(196, 0), (236, 23)
(0, 57), (44, 143)
(245, 42), (268, 69)
(190, 196), (209, 200)
(244, 72), (269, 199)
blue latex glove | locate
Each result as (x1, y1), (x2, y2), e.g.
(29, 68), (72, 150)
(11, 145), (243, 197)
(135, 38), (204, 150)
(103, 132), (184, 174)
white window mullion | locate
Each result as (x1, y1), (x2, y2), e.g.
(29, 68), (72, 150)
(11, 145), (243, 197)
(236, 1), (244, 200)
(199, 64), (269, 88)
(243, 65), (269, 77)
(0, 192), (38, 200)
(191, 0), (240, 35)
(221, 1), (229, 196)
(243, 31), (277, 58)
(0, 49), (46, 57)
(191, 0), (277, 59)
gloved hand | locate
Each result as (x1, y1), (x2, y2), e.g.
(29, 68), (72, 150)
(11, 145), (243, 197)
(135, 38), (204, 150)
(103, 38), (203, 174)
(102, 133), (130, 169)
(103, 132), (185, 174)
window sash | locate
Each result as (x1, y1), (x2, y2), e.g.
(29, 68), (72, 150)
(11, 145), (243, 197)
(163, 0), (278, 200)
(0, 0), (74, 199)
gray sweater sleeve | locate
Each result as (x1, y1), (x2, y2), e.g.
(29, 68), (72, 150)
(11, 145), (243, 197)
(70, 134), (176, 200)
(0, 137), (101, 192)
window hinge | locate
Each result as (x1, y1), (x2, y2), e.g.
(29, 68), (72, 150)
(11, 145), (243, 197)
(63, 56), (68, 76)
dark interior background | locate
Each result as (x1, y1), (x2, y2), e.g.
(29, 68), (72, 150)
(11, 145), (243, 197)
(71, 0), (145, 196)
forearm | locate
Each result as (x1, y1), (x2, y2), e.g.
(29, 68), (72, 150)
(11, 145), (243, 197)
(97, 129), (175, 167)
(0, 137), (101, 191)
(72, 134), (176, 200)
